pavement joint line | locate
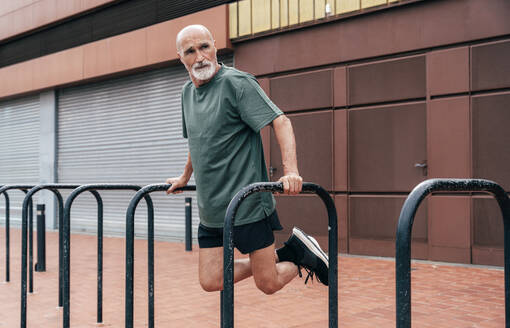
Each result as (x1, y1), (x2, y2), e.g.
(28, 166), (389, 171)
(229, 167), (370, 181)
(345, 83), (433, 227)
(340, 253), (504, 271)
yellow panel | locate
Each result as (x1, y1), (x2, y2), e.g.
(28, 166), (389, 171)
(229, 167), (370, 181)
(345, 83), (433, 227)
(289, 0), (299, 25)
(315, 0), (326, 19)
(238, 0), (252, 37)
(337, 0), (360, 14)
(389, 0), (399, 2)
(252, 0), (271, 34)
(271, 0), (280, 29)
(229, 2), (238, 38)
(299, 0), (314, 23)
(280, 0), (289, 27)
(361, 0), (387, 8)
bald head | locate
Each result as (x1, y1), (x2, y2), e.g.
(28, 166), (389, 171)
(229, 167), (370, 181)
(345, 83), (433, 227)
(176, 25), (214, 55)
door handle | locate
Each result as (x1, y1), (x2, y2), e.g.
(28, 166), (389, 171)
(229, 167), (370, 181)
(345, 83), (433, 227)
(414, 161), (428, 176)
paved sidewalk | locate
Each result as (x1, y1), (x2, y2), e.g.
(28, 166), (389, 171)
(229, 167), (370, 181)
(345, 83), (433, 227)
(0, 228), (505, 327)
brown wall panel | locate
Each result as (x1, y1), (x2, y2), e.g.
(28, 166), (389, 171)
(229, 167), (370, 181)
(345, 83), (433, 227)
(235, 0), (510, 76)
(349, 195), (427, 241)
(334, 67), (347, 108)
(33, 0), (57, 28)
(335, 195), (348, 253)
(472, 92), (510, 191)
(473, 196), (504, 248)
(274, 194), (331, 252)
(334, 109), (347, 191)
(427, 47), (469, 96)
(348, 56), (426, 105)
(428, 196), (471, 264)
(270, 111), (333, 190)
(472, 40), (510, 91)
(349, 102), (427, 192)
(428, 97), (470, 179)
(270, 69), (333, 112)
(472, 196), (504, 266)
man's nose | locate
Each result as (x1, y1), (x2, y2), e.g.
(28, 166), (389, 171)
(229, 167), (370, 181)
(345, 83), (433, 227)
(196, 51), (205, 62)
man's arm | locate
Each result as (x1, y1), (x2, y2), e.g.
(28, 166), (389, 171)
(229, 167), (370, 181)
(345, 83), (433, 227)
(271, 115), (303, 195)
(166, 152), (193, 194)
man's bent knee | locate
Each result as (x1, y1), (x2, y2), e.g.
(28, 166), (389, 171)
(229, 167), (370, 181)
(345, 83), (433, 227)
(254, 277), (280, 295)
(200, 277), (223, 292)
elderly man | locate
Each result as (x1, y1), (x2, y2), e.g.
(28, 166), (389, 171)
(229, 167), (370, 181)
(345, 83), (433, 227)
(166, 24), (328, 294)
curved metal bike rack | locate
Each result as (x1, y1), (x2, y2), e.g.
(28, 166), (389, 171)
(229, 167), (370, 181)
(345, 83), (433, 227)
(395, 178), (510, 328)
(62, 184), (152, 328)
(20, 184), (82, 328)
(124, 183), (196, 328)
(0, 185), (34, 283)
(222, 182), (338, 328)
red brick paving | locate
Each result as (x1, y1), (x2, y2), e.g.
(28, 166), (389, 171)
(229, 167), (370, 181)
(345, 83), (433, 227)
(0, 227), (505, 327)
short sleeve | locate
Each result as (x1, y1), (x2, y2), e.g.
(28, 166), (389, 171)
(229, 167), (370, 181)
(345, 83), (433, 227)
(236, 76), (283, 132)
(181, 87), (188, 139)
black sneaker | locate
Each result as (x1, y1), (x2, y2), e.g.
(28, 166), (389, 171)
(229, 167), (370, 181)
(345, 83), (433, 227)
(285, 227), (329, 286)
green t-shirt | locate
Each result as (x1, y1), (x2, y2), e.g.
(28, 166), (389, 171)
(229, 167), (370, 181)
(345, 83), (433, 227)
(181, 65), (282, 228)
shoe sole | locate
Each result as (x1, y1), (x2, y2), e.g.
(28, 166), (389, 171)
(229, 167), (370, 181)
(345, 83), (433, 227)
(292, 227), (329, 268)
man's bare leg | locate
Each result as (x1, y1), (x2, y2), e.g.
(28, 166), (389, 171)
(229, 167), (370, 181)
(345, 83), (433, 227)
(198, 244), (297, 293)
(199, 247), (253, 292)
(250, 243), (298, 295)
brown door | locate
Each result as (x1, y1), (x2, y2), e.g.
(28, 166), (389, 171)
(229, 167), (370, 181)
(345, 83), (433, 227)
(348, 102), (427, 192)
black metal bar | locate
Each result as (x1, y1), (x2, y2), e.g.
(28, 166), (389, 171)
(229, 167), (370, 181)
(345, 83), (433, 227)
(35, 204), (46, 272)
(3, 191), (9, 282)
(62, 184), (151, 328)
(20, 184), (78, 328)
(395, 178), (510, 328)
(97, 193), (103, 324)
(221, 182), (338, 328)
(185, 197), (192, 251)
(125, 184), (196, 328)
(28, 197), (33, 293)
(0, 185), (34, 283)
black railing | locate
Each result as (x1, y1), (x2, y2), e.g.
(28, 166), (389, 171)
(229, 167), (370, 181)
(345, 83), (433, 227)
(62, 184), (153, 328)
(0, 185), (34, 283)
(20, 184), (80, 328)
(222, 182), (338, 328)
(124, 183), (196, 328)
(395, 178), (510, 328)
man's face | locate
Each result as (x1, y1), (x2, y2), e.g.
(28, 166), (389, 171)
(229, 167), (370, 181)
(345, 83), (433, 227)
(178, 29), (218, 82)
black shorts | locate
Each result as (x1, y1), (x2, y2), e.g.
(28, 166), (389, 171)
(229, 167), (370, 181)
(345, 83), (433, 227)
(198, 211), (283, 254)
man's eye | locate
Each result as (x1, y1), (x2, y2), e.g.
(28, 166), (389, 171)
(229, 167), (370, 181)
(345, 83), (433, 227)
(200, 44), (209, 49)
(185, 49), (194, 55)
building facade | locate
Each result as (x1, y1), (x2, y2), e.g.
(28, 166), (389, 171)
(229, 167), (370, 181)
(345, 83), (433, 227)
(0, 0), (509, 265)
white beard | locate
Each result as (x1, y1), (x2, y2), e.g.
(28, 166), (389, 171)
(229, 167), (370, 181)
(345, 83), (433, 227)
(191, 59), (217, 81)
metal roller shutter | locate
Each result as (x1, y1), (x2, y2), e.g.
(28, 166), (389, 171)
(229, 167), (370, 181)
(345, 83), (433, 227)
(57, 56), (233, 241)
(0, 95), (41, 226)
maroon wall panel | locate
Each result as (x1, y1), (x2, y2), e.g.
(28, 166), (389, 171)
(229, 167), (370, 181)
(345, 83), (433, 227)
(270, 111), (333, 190)
(235, 0), (510, 76)
(349, 56), (426, 105)
(349, 195), (428, 258)
(471, 40), (510, 91)
(472, 92), (510, 191)
(335, 194), (348, 253)
(428, 196), (471, 264)
(427, 47), (469, 96)
(270, 69), (333, 112)
(472, 196), (504, 266)
(334, 109), (348, 191)
(428, 97), (470, 178)
(334, 67), (347, 108)
(274, 194), (331, 251)
(349, 102), (427, 192)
